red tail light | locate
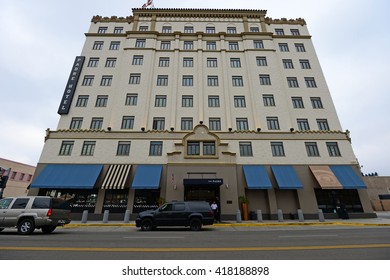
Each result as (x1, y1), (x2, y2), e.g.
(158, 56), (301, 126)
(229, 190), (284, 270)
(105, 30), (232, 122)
(47, 208), (52, 217)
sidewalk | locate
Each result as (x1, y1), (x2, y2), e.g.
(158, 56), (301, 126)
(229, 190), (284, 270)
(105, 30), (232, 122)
(65, 212), (390, 228)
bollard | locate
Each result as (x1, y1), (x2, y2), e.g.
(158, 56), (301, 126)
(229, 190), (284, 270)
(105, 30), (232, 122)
(81, 210), (88, 224)
(318, 209), (325, 222)
(103, 210), (109, 223)
(257, 209), (263, 223)
(236, 209), (242, 223)
(298, 209), (304, 222)
(277, 209), (284, 222)
(124, 210), (131, 223)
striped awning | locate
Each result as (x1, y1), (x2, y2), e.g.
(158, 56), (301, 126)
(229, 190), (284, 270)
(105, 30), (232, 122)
(101, 164), (132, 189)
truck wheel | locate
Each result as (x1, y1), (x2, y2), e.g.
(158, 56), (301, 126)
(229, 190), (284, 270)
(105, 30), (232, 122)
(42, 225), (57, 234)
(190, 218), (202, 231)
(141, 219), (153, 231)
(18, 218), (35, 235)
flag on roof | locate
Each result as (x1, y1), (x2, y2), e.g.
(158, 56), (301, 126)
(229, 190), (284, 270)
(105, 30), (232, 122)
(142, 0), (154, 8)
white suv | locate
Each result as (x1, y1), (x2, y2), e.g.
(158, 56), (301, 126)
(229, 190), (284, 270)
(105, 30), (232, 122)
(0, 196), (71, 234)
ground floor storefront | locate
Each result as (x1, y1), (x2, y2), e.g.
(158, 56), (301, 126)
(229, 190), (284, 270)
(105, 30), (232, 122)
(28, 163), (376, 220)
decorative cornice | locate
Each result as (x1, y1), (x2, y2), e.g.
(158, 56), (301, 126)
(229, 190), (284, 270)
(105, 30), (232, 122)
(91, 15), (133, 23)
(265, 17), (306, 26)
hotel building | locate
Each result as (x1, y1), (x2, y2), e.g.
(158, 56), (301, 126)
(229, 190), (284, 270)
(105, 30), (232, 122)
(29, 8), (374, 219)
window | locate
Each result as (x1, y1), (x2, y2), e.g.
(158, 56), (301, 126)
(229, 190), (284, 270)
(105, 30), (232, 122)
(327, 142), (341, 157)
(256, 56), (267, 66)
(311, 97), (323, 109)
(263, 95), (275, 106)
(275, 29), (285, 35)
(207, 76), (219, 86)
(90, 118), (103, 129)
(234, 96), (246, 107)
(291, 29), (300, 36)
(59, 141), (74, 156)
(82, 75), (94, 86)
(95, 95), (108, 107)
(81, 141), (96, 156)
(98, 27), (107, 34)
(159, 57), (170, 67)
(228, 42), (239, 50)
(207, 58), (218, 67)
(70, 118), (83, 129)
(183, 41), (193, 50)
(184, 26), (194, 33)
(187, 142), (200, 156)
(155, 95), (167, 107)
(267, 117), (280, 130)
(292, 97), (304, 108)
(182, 95), (193, 107)
(182, 75), (193, 86)
(109, 41), (120, 50)
(157, 75), (168, 86)
(153, 118), (165, 130)
(105, 58), (116, 67)
(139, 25), (148, 31)
(209, 118), (221, 131)
(279, 43), (289, 52)
(183, 57), (193, 67)
(295, 43), (306, 52)
(250, 26), (260, 32)
(305, 77), (317, 88)
(271, 142), (285, 157)
(93, 41), (103, 50)
(317, 119), (330, 131)
(181, 118), (193, 130)
(239, 142), (253, 156)
(100, 75), (112, 86)
(259, 74), (271, 85)
(283, 59), (294, 69)
(135, 39), (146, 48)
(160, 41), (171, 50)
(76, 95), (89, 107)
(232, 76), (244, 87)
(297, 119), (310, 131)
(132, 55), (144, 65)
(129, 74), (141, 84)
(300, 59), (311, 69)
(206, 26), (215, 33)
(227, 27), (237, 34)
(305, 142), (320, 157)
(121, 116), (134, 129)
(287, 77), (299, 88)
(149, 141), (163, 156)
(114, 27), (123, 34)
(117, 141), (131, 156)
(253, 40), (264, 49)
(236, 118), (249, 130)
(208, 96), (220, 107)
(126, 94), (138, 106)
(11, 198), (29, 209)
(88, 58), (99, 67)
(206, 41), (217, 50)
(203, 142), (216, 156)
(230, 58), (241, 68)
(162, 26), (172, 33)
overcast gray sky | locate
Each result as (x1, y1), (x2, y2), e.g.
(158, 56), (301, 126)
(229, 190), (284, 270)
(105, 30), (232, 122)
(1, 0), (389, 175)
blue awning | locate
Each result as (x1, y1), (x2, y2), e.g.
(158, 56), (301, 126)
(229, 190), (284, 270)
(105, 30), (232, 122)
(132, 165), (162, 189)
(271, 165), (303, 189)
(243, 165), (272, 189)
(329, 165), (366, 189)
(30, 164), (103, 189)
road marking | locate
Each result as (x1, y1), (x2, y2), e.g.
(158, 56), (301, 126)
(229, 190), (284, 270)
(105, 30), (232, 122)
(279, 234), (338, 238)
(1, 244), (390, 252)
(123, 237), (185, 239)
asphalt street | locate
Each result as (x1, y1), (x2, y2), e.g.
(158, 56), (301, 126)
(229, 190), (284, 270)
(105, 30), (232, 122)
(1, 225), (390, 260)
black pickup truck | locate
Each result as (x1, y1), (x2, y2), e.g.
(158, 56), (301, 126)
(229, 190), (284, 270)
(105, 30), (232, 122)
(136, 201), (214, 231)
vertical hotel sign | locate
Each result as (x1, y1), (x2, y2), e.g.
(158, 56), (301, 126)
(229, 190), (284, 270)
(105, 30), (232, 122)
(57, 56), (85, 115)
